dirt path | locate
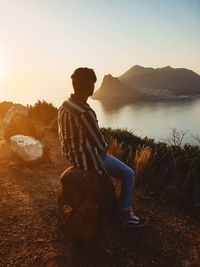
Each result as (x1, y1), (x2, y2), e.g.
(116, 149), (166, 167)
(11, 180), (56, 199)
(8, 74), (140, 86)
(0, 125), (200, 267)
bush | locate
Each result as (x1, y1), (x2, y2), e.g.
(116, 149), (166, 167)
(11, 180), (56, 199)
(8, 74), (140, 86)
(28, 100), (58, 125)
(0, 101), (13, 118)
(48, 117), (58, 132)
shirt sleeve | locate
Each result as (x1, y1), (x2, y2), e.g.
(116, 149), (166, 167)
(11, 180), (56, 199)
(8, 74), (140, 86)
(80, 109), (108, 152)
(57, 107), (68, 156)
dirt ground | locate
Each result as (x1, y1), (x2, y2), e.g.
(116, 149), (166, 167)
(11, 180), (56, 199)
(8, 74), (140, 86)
(0, 121), (200, 267)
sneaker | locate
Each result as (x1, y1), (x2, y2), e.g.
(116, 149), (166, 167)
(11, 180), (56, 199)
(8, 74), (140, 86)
(120, 211), (148, 228)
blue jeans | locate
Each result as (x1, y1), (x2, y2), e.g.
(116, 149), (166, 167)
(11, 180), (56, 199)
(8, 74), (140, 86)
(102, 153), (135, 212)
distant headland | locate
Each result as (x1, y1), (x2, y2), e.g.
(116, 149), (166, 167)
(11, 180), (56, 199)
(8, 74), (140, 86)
(92, 65), (200, 100)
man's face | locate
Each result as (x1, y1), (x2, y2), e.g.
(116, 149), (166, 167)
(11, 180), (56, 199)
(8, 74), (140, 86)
(87, 81), (95, 96)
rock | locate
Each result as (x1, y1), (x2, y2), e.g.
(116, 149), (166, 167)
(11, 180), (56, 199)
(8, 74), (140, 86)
(3, 104), (28, 125)
(3, 114), (36, 142)
(58, 166), (119, 242)
(10, 135), (43, 161)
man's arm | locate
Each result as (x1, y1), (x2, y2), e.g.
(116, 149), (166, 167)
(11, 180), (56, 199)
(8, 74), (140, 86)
(80, 110), (108, 153)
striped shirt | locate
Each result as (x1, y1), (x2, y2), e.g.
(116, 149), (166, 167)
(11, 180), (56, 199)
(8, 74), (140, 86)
(58, 94), (108, 175)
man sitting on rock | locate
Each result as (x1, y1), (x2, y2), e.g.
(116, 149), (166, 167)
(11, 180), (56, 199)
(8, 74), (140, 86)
(58, 67), (145, 227)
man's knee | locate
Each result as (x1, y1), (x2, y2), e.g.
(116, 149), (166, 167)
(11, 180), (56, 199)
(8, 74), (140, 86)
(125, 168), (135, 184)
(127, 167), (135, 177)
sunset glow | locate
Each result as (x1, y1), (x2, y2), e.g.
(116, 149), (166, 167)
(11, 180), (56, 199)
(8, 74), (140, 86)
(0, 58), (7, 81)
(0, 2), (200, 265)
(0, 0), (199, 105)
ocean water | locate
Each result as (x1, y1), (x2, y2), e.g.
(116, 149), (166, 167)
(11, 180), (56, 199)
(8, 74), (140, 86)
(1, 92), (200, 145)
(87, 97), (200, 145)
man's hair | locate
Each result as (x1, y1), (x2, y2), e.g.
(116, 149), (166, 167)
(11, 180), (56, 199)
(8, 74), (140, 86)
(71, 67), (97, 92)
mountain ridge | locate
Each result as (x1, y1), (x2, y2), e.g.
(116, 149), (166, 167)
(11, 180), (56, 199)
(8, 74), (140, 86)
(92, 65), (200, 100)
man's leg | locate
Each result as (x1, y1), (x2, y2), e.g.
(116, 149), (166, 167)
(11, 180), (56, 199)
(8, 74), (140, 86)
(102, 153), (135, 212)
(102, 153), (147, 227)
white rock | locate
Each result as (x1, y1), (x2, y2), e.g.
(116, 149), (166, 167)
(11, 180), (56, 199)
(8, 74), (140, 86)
(10, 135), (43, 161)
(4, 104), (28, 125)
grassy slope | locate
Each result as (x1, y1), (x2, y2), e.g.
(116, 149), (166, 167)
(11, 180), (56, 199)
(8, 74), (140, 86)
(0, 121), (200, 266)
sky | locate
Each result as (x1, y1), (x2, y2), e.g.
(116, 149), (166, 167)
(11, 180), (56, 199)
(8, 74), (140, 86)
(0, 0), (200, 105)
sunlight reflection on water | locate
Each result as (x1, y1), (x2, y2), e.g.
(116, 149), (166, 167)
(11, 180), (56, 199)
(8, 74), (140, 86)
(87, 97), (200, 145)
(1, 92), (200, 144)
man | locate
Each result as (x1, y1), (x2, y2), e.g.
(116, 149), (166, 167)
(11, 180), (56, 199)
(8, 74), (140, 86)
(58, 67), (145, 227)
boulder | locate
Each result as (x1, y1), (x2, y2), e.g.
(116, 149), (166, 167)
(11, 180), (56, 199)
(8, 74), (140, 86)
(3, 104), (28, 125)
(10, 135), (43, 161)
(58, 166), (119, 242)
(3, 113), (36, 142)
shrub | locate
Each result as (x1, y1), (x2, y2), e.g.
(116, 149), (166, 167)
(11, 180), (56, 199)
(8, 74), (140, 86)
(48, 117), (58, 132)
(0, 101), (13, 118)
(28, 100), (57, 125)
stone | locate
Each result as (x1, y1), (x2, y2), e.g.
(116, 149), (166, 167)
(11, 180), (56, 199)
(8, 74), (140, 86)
(58, 166), (119, 242)
(3, 104), (28, 125)
(3, 114), (36, 142)
(10, 135), (43, 161)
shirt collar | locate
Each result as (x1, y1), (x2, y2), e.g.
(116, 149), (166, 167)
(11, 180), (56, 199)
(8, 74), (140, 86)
(69, 94), (90, 108)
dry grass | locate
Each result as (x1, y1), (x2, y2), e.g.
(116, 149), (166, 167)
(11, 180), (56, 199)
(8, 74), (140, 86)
(107, 138), (125, 198)
(133, 145), (152, 178)
(107, 139), (152, 198)
(107, 138), (124, 160)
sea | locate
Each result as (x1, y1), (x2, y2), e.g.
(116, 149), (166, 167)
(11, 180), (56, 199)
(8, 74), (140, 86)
(87, 97), (200, 145)
(1, 92), (200, 145)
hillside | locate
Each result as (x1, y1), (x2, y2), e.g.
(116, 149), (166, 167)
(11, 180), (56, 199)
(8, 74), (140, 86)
(92, 65), (200, 100)
(0, 120), (200, 266)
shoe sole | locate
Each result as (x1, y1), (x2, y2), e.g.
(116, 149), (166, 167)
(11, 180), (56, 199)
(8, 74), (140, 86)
(120, 217), (149, 228)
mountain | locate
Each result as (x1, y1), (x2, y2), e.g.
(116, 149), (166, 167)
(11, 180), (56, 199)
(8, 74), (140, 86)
(92, 65), (200, 100)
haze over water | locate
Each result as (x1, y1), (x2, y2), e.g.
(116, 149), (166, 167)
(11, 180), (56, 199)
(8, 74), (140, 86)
(1, 90), (200, 145)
